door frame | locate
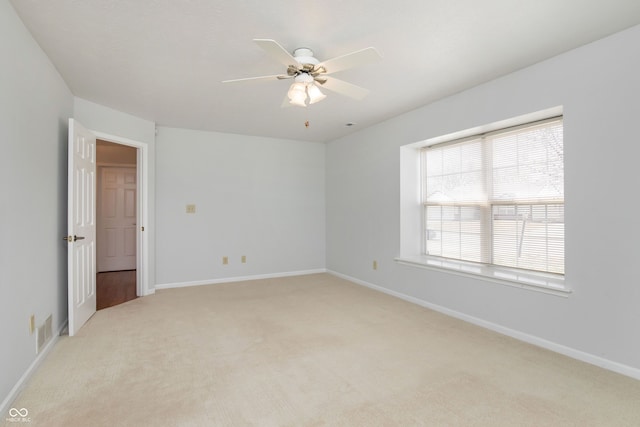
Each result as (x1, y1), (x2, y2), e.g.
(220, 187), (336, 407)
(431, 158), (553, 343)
(91, 130), (150, 297)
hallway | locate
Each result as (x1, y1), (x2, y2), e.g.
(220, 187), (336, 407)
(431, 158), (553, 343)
(96, 270), (137, 310)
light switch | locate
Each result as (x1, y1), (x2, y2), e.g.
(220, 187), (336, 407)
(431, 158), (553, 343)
(186, 204), (196, 214)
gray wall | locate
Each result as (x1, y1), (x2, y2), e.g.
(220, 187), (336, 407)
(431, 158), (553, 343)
(0, 0), (73, 405)
(326, 25), (640, 374)
(155, 127), (326, 285)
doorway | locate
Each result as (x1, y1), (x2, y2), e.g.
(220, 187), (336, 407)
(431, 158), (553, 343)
(96, 140), (138, 309)
(67, 120), (150, 335)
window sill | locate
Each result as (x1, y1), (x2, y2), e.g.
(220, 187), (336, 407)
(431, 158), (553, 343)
(394, 255), (570, 297)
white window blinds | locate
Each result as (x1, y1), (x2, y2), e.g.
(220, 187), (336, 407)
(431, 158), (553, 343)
(422, 117), (564, 274)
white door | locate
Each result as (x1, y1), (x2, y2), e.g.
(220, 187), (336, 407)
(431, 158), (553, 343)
(67, 119), (97, 336)
(97, 167), (137, 272)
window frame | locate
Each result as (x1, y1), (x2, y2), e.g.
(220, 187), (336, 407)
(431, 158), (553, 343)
(395, 115), (569, 296)
(421, 116), (564, 274)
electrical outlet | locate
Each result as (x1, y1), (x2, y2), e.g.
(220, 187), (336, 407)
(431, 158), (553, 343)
(186, 204), (196, 214)
(373, 260), (378, 270)
(222, 256), (228, 265)
(241, 255), (246, 263)
(29, 315), (35, 334)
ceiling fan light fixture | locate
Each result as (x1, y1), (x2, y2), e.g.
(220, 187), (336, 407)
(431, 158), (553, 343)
(307, 83), (326, 104)
(288, 82), (307, 107)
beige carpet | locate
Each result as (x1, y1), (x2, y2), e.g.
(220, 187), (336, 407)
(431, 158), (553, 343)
(5, 274), (640, 426)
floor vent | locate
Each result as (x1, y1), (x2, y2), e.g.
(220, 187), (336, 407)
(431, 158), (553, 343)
(36, 325), (45, 354)
(44, 314), (52, 341)
(36, 314), (53, 354)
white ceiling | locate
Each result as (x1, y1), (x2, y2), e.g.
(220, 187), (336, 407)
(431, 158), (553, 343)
(10, 0), (640, 142)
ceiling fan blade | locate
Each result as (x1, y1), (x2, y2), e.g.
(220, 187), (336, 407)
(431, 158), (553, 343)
(222, 74), (287, 83)
(320, 77), (370, 100)
(317, 47), (382, 75)
(254, 39), (298, 68)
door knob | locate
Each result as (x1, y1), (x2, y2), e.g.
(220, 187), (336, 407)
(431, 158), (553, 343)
(63, 235), (85, 242)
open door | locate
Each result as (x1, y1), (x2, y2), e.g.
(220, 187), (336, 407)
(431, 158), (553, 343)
(66, 119), (97, 336)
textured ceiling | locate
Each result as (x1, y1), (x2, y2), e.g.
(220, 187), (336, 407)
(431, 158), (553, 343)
(9, 0), (640, 142)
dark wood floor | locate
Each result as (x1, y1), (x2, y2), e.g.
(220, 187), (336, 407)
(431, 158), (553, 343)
(96, 270), (137, 310)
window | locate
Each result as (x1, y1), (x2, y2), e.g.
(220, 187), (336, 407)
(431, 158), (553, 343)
(422, 117), (564, 275)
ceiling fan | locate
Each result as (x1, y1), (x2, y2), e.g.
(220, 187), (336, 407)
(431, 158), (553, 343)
(222, 39), (382, 107)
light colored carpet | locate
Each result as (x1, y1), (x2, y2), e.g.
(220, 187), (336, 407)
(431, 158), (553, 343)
(5, 273), (640, 426)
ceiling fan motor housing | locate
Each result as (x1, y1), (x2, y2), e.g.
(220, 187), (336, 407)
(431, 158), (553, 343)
(292, 48), (319, 66)
(294, 73), (314, 84)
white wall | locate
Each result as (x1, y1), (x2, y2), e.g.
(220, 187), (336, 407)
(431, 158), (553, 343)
(0, 0), (73, 408)
(74, 98), (155, 145)
(155, 127), (326, 285)
(326, 25), (640, 375)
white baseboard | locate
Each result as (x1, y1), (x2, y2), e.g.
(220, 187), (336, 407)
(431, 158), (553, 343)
(327, 270), (640, 381)
(155, 268), (327, 290)
(1, 320), (68, 416)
